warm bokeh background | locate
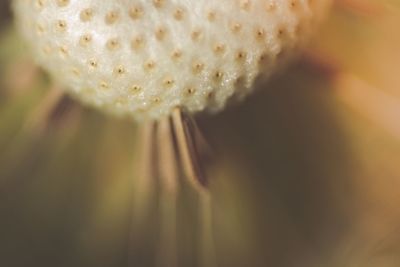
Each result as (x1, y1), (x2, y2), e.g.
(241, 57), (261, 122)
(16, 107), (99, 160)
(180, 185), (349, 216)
(1, 0), (400, 266)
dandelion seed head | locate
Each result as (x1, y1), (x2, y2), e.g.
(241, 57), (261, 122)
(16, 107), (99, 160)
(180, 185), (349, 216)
(13, 0), (331, 121)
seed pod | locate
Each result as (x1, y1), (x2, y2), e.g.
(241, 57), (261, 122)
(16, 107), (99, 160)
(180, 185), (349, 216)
(13, 0), (331, 121)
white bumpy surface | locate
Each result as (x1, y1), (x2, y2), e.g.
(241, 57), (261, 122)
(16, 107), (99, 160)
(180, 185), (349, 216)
(13, 0), (331, 121)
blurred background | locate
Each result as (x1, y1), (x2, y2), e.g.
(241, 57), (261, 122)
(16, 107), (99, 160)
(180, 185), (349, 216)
(1, 0), (400, 266)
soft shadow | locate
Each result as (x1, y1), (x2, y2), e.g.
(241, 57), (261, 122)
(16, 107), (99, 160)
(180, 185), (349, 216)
(201, 63), (357, 267)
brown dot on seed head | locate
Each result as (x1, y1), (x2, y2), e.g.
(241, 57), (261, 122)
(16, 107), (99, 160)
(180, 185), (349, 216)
(105, 10), (120, 24)
(258, 53), (269, 64)
(114, 66), (126, 75)
(163, 77), (175, 87)
(152, 97), (161, 104)
(144, 60), (156, 71)
(184, 87), (196, 96)
(207, 11), (216, 21)
(266, 2), (277, 12)
(171, 49), (182, 60)
(79, 34), (92, 46)
(56, 0), (69, 7)
(59, 45), (69, 56)
(129, 6), (143, 20)
(155, 27), (167, 41)
(100, 81), (109, 89)
(214, 71), (224, 80)
(153, 0), (164, 8)
(255, 27), (266, 40)
(173, 8), (185, 20)
(235, 50), (247, 61)
(277, 28), (286, 38)
(239, 0), (251, 10)
(213, 44), (226, 54)
(36, 24), (45, 35)
(131, 36), (145, 50)
(129, 85), (142, 94)
(71, 68), (80, 76)
(231, 23), (242, 33)
(106, 38), (121, 50)
(80, 8), (94, 22)
(88, 59), (98, 68)
(35, 0), (46, 9)
(56, 20), (67, 31)
(191, 30), (202, 41)
(192, 62), (204, 73)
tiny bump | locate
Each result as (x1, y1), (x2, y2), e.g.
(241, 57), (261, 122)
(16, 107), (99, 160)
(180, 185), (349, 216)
(213, 43), (226, 54)
(59, 45), (69, 56)
(192, 61), (204, 73)
(191, 29), (202, 41)
(255, 27), (266, 41)
(171, 49), (182, 60)
(71, 68), (80, 76)
(56, 20), (67, 32)
(213, 70), (224, 81)
(163, 77), (175, 88)
(152, 97), (161, 105)
(35, 0), (46, 9)
(114, 65), (126, 75)
(153, 0), (165, 8)
(35, 24), (45, 35)
(258, 53), (269, 64)
(105, 10), (120, 25)
(266, 1), (277, 11)
(277, 28), (286, 38)
(129, 6), (143, 20)
(155, 27), (167, 41)
(100, 81), (110, 90)
(88, 59), (98, 68)
(129, 85), (142, 94)
(239, 0), (251, 10)
(207, 11), (216, 21)
(173, 8), (185, 20)
(56, 0), (69, 7)
(131, 36), (145, 50)
(231, 23), (242, 33)
(235, 50), (247, 61)
(184, 87), (196, 96)
(144, 60), (156, 71)
(79, 34), (92, 46)
(106, 38), (121, 50)
(80, 8), (94, 22)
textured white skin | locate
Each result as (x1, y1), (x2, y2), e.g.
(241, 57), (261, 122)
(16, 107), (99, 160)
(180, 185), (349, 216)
(13, 0), (331, 121)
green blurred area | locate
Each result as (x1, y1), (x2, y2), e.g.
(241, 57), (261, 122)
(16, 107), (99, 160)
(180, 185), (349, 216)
(1, 1), (400, 267)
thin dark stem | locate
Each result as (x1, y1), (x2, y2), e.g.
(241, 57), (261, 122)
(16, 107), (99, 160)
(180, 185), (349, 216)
(172, 107), (207, 192)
